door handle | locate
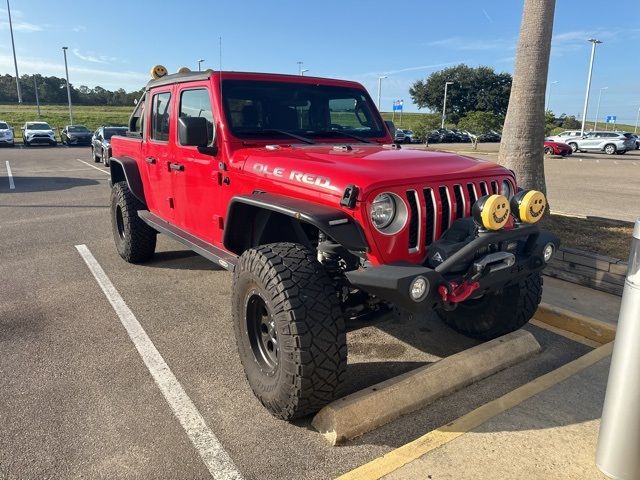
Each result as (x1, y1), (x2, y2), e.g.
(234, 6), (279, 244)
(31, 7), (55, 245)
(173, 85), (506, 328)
(145, 156), (157, 164)
(169, 162), (185, 172)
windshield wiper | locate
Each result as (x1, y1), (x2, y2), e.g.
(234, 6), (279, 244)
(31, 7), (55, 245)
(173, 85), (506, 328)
(313, 130), (373, 144)
(240, 128), (315, 144)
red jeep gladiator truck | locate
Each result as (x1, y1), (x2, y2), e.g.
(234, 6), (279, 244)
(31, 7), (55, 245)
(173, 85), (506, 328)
(109, 69), (558, 420)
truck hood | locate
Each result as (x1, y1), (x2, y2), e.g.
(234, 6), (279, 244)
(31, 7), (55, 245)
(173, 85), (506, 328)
(234, 144), (511, 198)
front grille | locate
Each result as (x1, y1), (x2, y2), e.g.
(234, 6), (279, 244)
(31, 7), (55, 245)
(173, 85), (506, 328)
(406, 178), (509, 252)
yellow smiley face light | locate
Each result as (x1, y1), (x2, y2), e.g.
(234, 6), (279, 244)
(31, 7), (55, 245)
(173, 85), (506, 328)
(510, 190), (547, 224)
(472, 194), (511, 230)
(150, 64), (168, 79)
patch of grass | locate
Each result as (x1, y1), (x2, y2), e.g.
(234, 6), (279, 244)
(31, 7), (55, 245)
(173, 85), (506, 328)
(542, 214), (634, 261)
(0, 104), (131, 139)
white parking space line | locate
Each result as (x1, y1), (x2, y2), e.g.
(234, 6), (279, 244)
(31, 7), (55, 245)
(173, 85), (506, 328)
(75, 244), (243, 480)
(6, 161), (15, 189)
(76, 158), (110, 175)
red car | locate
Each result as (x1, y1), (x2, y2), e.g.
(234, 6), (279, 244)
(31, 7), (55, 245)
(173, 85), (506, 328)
(544, 140), (572, 156)
(109, 68), (559, 419)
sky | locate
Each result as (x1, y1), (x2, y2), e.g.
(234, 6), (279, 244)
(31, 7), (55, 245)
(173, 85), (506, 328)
(1, 0), (639, 124)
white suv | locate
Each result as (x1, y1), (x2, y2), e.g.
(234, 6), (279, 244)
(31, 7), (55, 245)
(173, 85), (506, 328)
(0, 121), (14, 147)
(22, 121), (57, 146)
(566, 131), (636, 155)
(546, 130), (583, 144)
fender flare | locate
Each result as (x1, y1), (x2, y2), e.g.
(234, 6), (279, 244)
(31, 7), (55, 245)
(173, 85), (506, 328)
(109, 156), (146, 206)
(223, 192), (369, 255)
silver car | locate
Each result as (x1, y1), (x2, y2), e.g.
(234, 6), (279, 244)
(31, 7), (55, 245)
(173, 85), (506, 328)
(0, 121), (15, 147)
(546, 130), (582, 144)
(565, 131), (635, 155)
(22, 121), (57, 146)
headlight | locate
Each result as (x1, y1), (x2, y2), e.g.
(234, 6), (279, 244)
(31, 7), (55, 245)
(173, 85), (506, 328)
(501, 180), (513, 199)
(370, 192), (408, 234)
(472, 194), (511, 230)
(371, 193), (396, 229)
(510, 190), (547, 224)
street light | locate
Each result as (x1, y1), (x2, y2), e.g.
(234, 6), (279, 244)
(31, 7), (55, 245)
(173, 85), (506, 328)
(377, 75), (387, 111)
(300, 69), (309, 76)
(594, 86), (608, 131)
(62, 47), (73, 125)
(546, 80), (558, 111)
(297, 61), (303, 75)
(441, 81), (454, 128)
(580, 38), (602, 136)
(635, 106), (640, 134)
(197, 59), (205, 71)
(6, 0), (22, 103)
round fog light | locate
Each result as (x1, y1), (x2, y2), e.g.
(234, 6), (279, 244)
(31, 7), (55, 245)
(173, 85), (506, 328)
(543, 243), (555, 262)
(410, 276), (429, 302)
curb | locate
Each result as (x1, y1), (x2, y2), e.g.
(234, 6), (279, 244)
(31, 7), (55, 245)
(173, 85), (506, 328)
(535, 302), (616, 344)
(312, 330), (541, 446)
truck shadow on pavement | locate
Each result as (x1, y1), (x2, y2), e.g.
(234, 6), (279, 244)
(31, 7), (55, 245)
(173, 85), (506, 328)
(146, 250), (225, 272)
(0, 176), (100, 193)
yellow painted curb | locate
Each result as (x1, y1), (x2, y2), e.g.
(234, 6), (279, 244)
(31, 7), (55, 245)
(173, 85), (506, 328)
(535, 303), (616, 344)
(336, 341), (614, 480)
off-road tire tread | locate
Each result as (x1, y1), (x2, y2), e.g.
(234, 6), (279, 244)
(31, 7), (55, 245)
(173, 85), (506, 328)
(110, 181), (156, 263)
(437, 273), (542, 341)
(232, 242), (346, 420)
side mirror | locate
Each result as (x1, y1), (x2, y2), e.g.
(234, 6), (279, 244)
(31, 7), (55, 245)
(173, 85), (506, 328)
(178, 116), (210, 147)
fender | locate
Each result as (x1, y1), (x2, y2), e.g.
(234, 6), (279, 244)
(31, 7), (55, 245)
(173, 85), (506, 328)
(224, 192), (369, 255)
(109, 157), (146, 206)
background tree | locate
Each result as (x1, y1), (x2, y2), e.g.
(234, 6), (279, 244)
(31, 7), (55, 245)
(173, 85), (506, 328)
(544, 110), (556, 135)
(457, 111), (502, 135)
(498, 0), (556, 193)
(560, 114), (581, 129)
(409, 64), (512, 123)
(412, 113), (441, 142)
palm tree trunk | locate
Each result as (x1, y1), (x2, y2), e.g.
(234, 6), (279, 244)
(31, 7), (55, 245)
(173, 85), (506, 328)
(498, 0), (556, 194)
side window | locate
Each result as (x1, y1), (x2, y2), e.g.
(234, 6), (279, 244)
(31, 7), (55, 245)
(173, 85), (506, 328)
(179, 89), (214, 144)
(151, 92), (172, 142)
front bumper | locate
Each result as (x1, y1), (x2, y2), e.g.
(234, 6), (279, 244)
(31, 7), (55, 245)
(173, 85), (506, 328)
(26, 135), (55, 144)
(346, 224), (559, 311)
(67, 136), (92, 145)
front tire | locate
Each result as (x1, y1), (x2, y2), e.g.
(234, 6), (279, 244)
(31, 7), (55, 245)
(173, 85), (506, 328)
(92, 147), (101, 163)
(437, 273), (543, 341)
(232, 242), (347, 420)
(544, 146), (553, 155)
(103, 148), (110, 166)
(568, 142), (578, 152)
(110, 181), (156, 263)
(604, 144), (616, 155)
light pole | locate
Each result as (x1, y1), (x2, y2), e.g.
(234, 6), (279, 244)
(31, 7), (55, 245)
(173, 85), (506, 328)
(300, 69), (309, 76)
(594, 86), (608, 131)
(635, 106), (640, 134)
(34, 76), (41, 118)
(546, 80), (558, 111)
(297, 61), (303, 75)
(441, 81), (454, 128)
(6, 0), (22, 103)
(377, 75), (387, 111)
(197, 59), (205, 71)
(62, 47), (73, 125)
(580, 38), (602, 136)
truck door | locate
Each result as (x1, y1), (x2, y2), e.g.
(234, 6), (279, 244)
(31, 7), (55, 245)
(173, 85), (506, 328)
(171, 85), (219, 244)
(143, 89), (175, 220)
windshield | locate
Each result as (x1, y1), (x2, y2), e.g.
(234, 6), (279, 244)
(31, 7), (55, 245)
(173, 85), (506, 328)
(27, 123), (51, 130)
(222, 80), (385, 141)
(0, 122), (8, 130)
(104, 128), (127, 139)
(68, 125), (90, 133)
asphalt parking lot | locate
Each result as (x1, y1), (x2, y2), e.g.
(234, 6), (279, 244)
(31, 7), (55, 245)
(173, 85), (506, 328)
(0, 146), (601, 479)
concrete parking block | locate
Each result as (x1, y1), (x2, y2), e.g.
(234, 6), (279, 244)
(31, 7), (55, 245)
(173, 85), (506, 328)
(535, 303), (616, 344)
(312, 330), (541, 445)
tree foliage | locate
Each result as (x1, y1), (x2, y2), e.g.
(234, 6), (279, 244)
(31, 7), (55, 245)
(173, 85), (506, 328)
(409, 64), (512, 123)
(457, 111), (502, 134)
(0, 74), (143, 106)
(412, 113), (441, 142)
(560, 114), (580, 129)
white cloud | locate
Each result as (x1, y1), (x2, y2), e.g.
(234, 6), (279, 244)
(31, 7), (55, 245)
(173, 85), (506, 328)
(0, 20), (43, 32)
(0, 53), (147, 90)
(72, 49), (117, 64)
(424, 36), (515, 51)
(72, 25), (86, 32)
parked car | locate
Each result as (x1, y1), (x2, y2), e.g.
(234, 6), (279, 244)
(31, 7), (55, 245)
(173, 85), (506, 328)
(565, 131), (636, 155)
(403, 129), (416, 143)
(451, 129), (472, 143)
(629, 133), (640, 149)
(91, 126), (128, 166)
(109, 68), (558, 420)
(61, 125), (93, 146)
(426, 130), (442, 143)
(546, 130), (582, 144)
(0, 121), (15, 147)
(544, 140), (572, 156)
(431, 128), (459, 143)
(22, 121), (56, 146)
(394, 128), (406, 143)
(477, 131), (501, 142)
